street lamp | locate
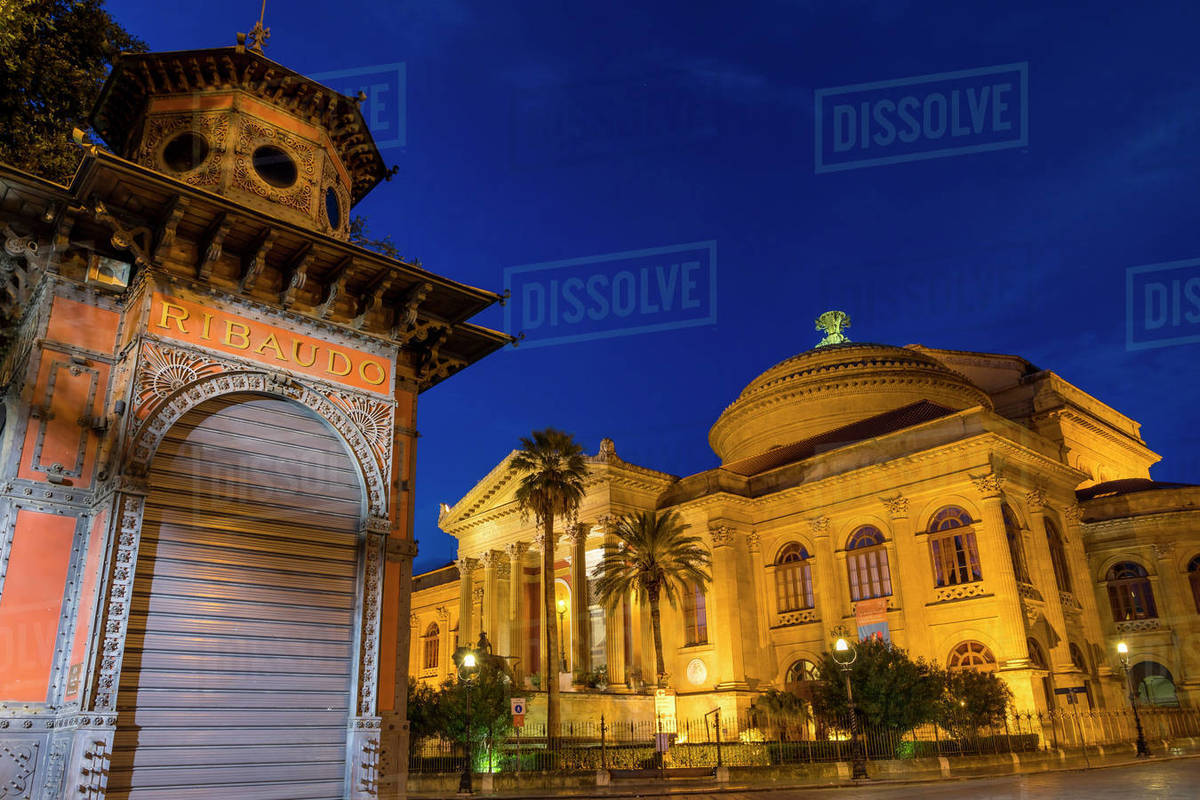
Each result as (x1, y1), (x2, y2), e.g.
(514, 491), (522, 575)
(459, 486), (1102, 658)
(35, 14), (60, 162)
(556, 598), (568, 673)
(457, 651), (479, 794)
(831, 637), (868, 780)
(1116, 641), (1151, 757)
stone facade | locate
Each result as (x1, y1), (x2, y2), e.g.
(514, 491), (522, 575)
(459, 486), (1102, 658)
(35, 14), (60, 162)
(415, 342), (1199, 723)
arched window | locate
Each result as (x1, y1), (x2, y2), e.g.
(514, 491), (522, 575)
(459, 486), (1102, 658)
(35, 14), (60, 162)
(928, 506), (982, 587)
(846, 526), (892, 601)
(1069, 642), (1090, 675)
(785, 659), (819, 685)
(1106, 561), (1158, 621)
(1027, 637), (1049, 670)
(1045, 518), (1072, 593)
(423, 622), (440, 671)
(948, 640), (997, 672)
(1131, 661), (1179, 707)
(682, 582), (708, 646)
(775, 543), (815, 612)
(1188, 555), (1200, 613)
(1002, 504), (1031, 584)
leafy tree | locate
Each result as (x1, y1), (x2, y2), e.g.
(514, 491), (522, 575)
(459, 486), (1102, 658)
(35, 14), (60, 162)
(509, 429), (588, 740)
(752, 687), (811, 736)
(811, 638), (942, 733)
(0, 0), (146, 183)
(442, 640), (514, 750)
(937, 668), (1013, 738)
(406, 678), (445, 753)
(591, 510), (711, 687)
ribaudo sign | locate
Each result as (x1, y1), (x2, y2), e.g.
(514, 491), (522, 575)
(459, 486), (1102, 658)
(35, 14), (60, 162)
(149, 292), (392, 396)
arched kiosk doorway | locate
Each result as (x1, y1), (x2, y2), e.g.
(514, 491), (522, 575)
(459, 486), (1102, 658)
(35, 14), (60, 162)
(107, 392), (366, 798)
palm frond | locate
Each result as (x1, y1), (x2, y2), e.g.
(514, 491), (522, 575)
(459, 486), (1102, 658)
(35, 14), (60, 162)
(590, 510), (712, 610)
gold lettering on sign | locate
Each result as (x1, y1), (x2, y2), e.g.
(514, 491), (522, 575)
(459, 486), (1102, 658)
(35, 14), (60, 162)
(359, 360), (386, 386)
(255, 332), (287, 361)
(159, 301), (190, 333)
(327, 349), (352, 376)
(149, 293), (392, 395)
(292, 340), (318, 367)
(224, 320), (251, 349)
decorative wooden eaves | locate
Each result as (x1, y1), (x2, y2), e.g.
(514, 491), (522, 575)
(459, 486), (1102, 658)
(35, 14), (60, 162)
(59, 150), (513, 391)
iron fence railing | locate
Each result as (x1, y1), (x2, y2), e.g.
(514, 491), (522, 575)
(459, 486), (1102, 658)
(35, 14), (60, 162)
(408, 706), (1200, 774)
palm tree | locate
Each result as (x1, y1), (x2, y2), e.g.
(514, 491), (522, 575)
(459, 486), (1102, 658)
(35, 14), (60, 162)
(510, 428), (588, 741)
(591, 511), (712, 688)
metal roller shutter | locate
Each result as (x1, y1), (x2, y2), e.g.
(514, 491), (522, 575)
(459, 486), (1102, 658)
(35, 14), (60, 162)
(108, 393), (363, 799)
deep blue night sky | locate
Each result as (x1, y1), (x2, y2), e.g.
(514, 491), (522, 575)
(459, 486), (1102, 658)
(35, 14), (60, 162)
(107, 0), (1200, 573)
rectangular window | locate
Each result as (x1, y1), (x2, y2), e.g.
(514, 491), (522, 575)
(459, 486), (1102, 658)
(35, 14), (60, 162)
(682, 582), (708, 645)
(930, 531), (982, 586)
(423, 636), (439, 670)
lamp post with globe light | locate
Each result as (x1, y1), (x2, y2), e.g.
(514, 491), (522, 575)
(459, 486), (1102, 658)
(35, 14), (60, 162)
(831, 637), (868, 780)
(1116, 642), (1151, 757)
(457, 650), (480, 794)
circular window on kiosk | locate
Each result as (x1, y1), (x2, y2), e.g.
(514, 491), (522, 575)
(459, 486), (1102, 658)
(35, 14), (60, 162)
(325, 186), (342, 230)
(252, 144), (298, 188)
(162, 131), (209, 173)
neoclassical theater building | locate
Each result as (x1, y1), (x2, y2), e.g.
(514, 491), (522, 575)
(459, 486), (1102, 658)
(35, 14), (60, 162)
(0, 35), (506, 800)
(416, 336), (1200, 723)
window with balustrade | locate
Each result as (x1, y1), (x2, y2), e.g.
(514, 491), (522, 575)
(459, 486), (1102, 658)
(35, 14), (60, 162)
(928, 506), (982, 587)
(1046, 517), (1072, 593)
(948, 640), (997, 672)
(423, 622), (440, 671)
(846, 525), (892, 601)
(775, 543), (815, 612)
(1106, 561), (1158, 621)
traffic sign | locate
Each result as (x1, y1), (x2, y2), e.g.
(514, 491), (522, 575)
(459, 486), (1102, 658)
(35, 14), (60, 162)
(511, 697), (526, 727)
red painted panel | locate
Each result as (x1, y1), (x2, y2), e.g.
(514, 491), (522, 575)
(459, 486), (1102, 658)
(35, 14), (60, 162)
(64, 509), (108, 702)
(378, 559), (402, 712)
(0, 510), (77, 701)
(45, 296), (119, 353)
(17, 356), (109, 488)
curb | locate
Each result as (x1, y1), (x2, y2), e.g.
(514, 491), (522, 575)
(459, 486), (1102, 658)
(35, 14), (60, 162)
(408, 750), (1200, 799)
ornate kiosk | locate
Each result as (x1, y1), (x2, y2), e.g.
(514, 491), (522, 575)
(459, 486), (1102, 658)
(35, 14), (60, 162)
(0, 37), (507, 799)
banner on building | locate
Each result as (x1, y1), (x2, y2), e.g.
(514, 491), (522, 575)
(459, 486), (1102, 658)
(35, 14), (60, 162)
(855, 597), (890, 643)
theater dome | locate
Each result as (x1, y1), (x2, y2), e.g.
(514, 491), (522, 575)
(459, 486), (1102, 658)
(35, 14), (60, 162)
(708, 342), (991, 463)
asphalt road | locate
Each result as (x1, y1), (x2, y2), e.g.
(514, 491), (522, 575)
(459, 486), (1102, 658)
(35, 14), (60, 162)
(682, 758), (1200, 799)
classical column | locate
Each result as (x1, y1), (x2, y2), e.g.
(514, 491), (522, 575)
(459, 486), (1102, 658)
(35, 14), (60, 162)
(480, 550), (501, 645)
(506, 541), (529, 682)
(880, 494), (928, 651)
(456, 557), (478, 648)
(568, 523), (592, 680)
(628, 588), (647, 687)
(709, 525), (749, 689)
(971, 472), (1030, 668)
(409, 613), (421, 678)
(1025, 488), (1073, 672)
(436, 606), (453, 680)
(1151, 541), (1187, 625)
(606, 597), (627, 687)
(1061, 504), (1112, 680)
(811, 516), (842, 633)
(747, 532), (771, 651)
